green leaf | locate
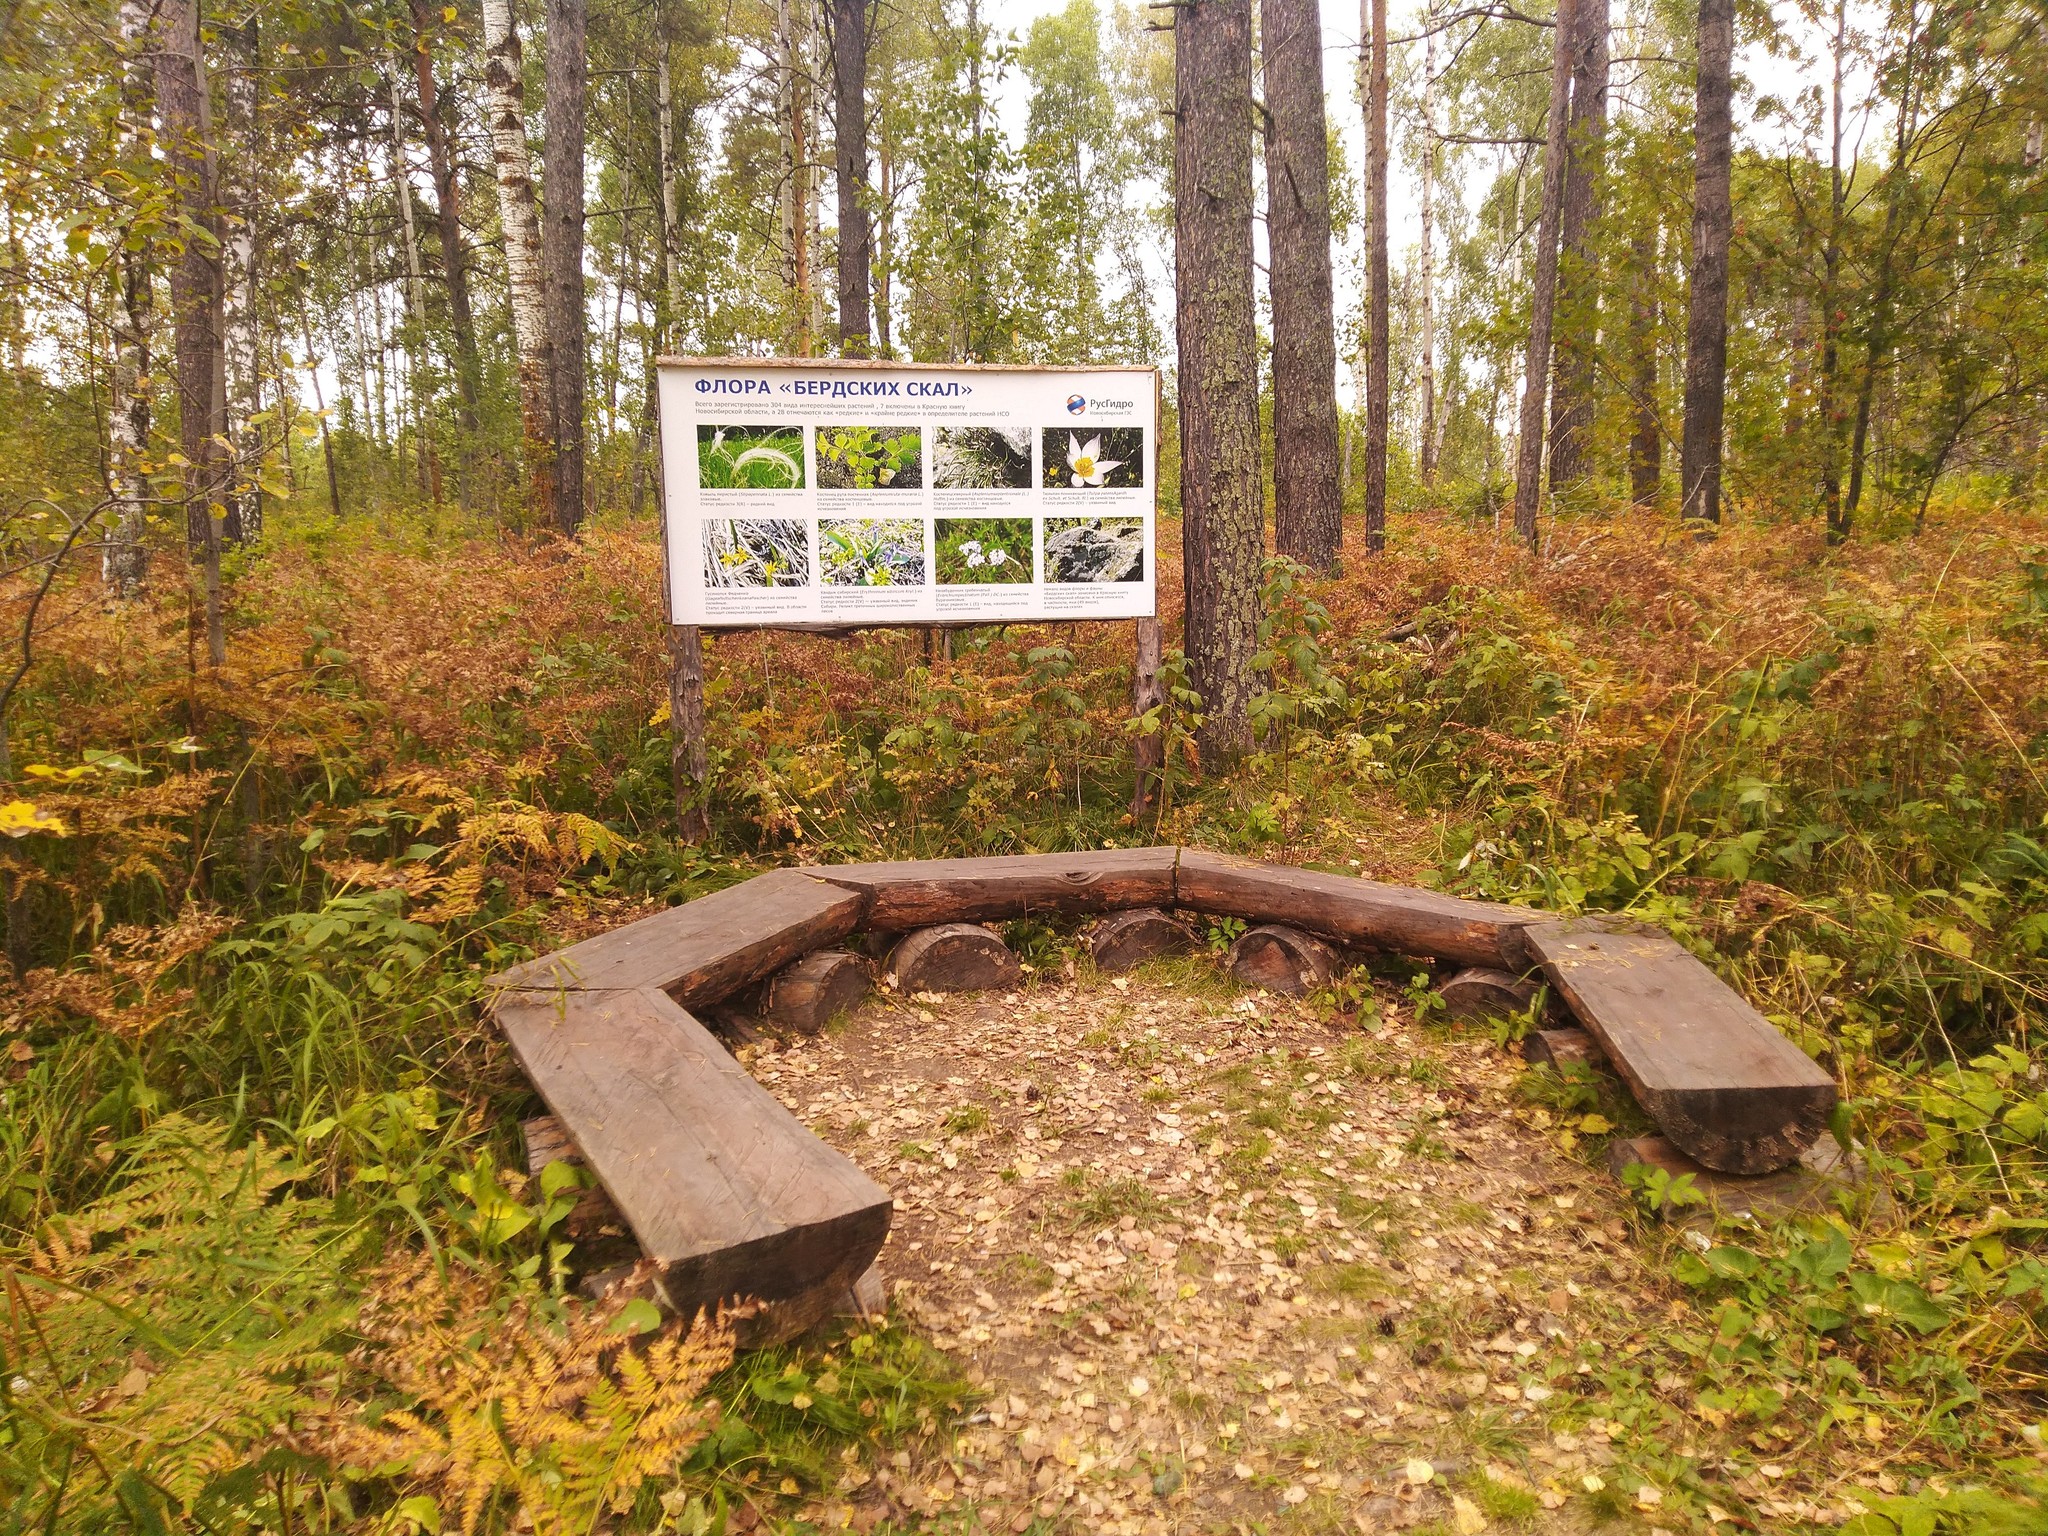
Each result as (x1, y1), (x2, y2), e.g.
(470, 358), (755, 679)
(610, 1297), (663, 1335)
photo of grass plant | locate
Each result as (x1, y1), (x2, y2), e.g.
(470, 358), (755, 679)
(701, 517), (810, 587)
(817, 424), (922, 490)
(695, 424), (805, 489)
(1046, 516), (1144, 583)
(934, 516), (1031, 584)
(933, 425), (1032, 490)
(821, 518), (926, 587)
(1040, 427), (1144, 489)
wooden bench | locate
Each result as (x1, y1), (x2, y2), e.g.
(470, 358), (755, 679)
(487, 849), (1837, 1330)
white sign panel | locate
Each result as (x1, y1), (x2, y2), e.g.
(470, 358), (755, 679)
(657, 360), (1158, 626)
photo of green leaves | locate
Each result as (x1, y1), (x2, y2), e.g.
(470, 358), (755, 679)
(701, 518), (811, 588)
(1039, 427), (1144, 489)
(696, 424), (806, 489)
(934, 517), (1031, 585)
(821, 518), (926, 587)
(817, 424), (923, 490)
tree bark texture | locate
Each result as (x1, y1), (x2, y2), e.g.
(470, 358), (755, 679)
(1627, 224), (1662, 504)
(1546, 0), (1607, 493)
(1817, 0), (1848, 537)
(1361, 0), (1390, 552)
(1262, 0), (1341, 571)
(480, 0), (556, 527)
(1175, 0), (1263, 766)
(830, 0), (872, 355)
(221, 20), (263, 545)
(543, 0), (589, 534)
(153, 0), (226, 665)
(1679, 0), (1734, 525)
(1509, 0), (1577, 548)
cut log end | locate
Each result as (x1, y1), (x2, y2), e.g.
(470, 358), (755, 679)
(1523, 1026), (1605, 1070)
(762, 949), (872, 1033)
(1437, 966), (1538, 1022)
(1224, 924), (1341, 997)
(888, 923), (1022, 994)
(1088, 907), (1194, 973)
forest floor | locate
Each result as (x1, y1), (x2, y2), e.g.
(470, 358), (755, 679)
(737, 964), (1872, 1536)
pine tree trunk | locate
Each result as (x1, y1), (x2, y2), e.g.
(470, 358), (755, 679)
(1627, 224), (1662, 504)
(543, 0), (588, 534)
(1262, 0), (1341, 571)
(105, 0), (156, 598)
(1546, 0), (1606, 494)
(1509, 0), (1577, 548)
(1361, 0), (1390, 553)
(1417, 24), (1437, 489)
(409, 0), (483, 495)
(480, 0), (556, 527)
(777, 0), (817, 357)
(1175, 0), (1263, 765)
(831, 0), (871, 355)
(154, 0), (225, 665)
(1679, 0), (1734, 525)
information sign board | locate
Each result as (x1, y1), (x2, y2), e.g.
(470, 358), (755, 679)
(657, 359), (1159, 627)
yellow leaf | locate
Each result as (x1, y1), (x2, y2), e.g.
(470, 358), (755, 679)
(1578, 1113), (1613, 1135)
(0, 800), (65, 837)
(1451, 1493), (1489, 1533)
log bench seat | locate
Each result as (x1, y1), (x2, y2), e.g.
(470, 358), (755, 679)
(486, 849), (1837, 1328)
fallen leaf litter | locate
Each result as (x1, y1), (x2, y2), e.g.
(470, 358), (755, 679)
(735, 969), (1710, 1532)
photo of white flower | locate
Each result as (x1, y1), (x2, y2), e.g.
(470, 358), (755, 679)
(1040, 426), (1144, 489)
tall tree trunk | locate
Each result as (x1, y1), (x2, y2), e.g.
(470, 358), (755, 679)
(1361, 0), (1390, 553)
(1546, 0), (1606, 494)
(1816, 0), (1848, 537)
(1845, 0), (1919, 530)
(875, 113), (895, 355)
(1176, 0), (1262, 765)
(1510, 0), (1577, 548)
(777, 0), (817, 356)
(154, 0), (225, 666)
(1679, 0), (1734, 525)
(410, 0), (483, 501)
(298, 296), (343, 516)
(387, 51), (436, 504)
(105, 0), (156, 598)
(1263, 0), (1341, 570)
(1627, 223), (1661, 504)
(220, 20), (262, 545)
(1417, 23), (1438, 489)
(543, 0), (588, 534)
(656, 45), (687, 345)
(831, 0), (871, 355)
(481, 0), (556, 527)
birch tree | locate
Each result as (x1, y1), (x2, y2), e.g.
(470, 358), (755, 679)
(1360, 0), (1389, 553)
(481, 0), (556, 526)
(1509, 0), (1577, 548)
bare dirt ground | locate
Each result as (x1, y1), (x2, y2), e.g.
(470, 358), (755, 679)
(736, 960), (1758, 1536)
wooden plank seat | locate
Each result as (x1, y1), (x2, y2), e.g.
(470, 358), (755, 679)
(1523, 920), (1837, 1175)
(486, 850), (1837, 1330)
(494, 985), (891, 1322)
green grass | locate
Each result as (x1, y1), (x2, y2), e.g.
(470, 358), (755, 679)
(697, 424), (805, 488)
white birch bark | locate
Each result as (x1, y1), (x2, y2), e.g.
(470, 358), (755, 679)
(480, 0), (555, 516)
